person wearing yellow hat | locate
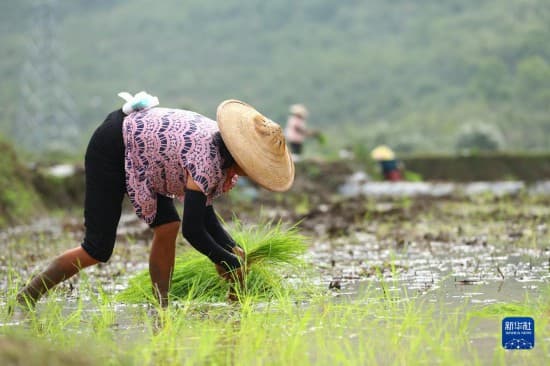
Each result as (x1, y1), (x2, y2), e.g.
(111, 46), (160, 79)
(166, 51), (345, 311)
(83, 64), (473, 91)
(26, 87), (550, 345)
(16, 94), (294, 307)
(371, 145), (403, 181)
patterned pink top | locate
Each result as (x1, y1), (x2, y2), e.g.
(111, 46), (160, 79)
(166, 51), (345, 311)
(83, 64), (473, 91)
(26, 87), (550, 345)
(284, 115), (307, 143)
(123, 107), (238, 224)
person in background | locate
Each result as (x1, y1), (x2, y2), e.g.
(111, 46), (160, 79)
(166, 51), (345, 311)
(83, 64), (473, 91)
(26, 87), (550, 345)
(371, 145), (403, 181)
(284, 104), (319, 159)
(16, 93), (295, 308)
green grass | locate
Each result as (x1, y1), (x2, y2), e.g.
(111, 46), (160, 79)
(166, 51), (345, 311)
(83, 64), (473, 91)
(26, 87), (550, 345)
(2, 274), (549, 366)
(119, 222), (312, 303)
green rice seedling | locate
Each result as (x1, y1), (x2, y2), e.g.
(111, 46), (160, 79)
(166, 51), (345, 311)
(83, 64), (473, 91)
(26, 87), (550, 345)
(235, 221), (307, 266)
(119, 221), (310, 303)
(0, 333), (97, 366)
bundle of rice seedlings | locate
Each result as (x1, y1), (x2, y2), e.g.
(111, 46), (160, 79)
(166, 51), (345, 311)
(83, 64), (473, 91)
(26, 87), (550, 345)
(118, 222), (309, 303)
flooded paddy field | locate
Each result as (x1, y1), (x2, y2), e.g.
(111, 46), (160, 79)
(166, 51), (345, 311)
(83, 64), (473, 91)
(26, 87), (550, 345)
(1, 181), (549, 365)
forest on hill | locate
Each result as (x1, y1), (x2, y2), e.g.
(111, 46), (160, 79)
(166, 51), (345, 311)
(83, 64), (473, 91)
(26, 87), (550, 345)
(1, 0), (549, 157)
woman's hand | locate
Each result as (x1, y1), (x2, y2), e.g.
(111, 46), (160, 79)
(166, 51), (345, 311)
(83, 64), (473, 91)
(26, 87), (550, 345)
(214, 263), (245, 283)
(215, 264), (245, 302)
(232, 246), (246, 263)
(213, 246), (246, 281)
(215, 251), (246, 302)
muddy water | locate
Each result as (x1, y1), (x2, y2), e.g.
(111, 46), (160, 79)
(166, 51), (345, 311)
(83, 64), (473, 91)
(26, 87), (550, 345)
(5, 217), (546, 305)
(0, 212), (153, 300)
(2, 180), (549, 302)
(339, 177), (550, 197)
(311, 231), (549, 300)
(304, 222), (548, 364)
(2, 177), (549, 366)
(0, 190), (550, 364)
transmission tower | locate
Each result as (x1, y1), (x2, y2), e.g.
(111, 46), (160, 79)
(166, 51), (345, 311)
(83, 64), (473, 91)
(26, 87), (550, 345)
(17, 0), (79, 154)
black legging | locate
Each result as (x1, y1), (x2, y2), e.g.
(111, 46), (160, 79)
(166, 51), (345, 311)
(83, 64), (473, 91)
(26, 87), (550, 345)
(81, 110), (180, 262)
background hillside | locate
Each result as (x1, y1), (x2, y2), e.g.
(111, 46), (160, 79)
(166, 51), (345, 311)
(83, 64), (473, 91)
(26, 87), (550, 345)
(1, 0), (549, 157)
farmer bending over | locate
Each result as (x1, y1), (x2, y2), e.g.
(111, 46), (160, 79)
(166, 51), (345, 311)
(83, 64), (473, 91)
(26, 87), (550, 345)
(284, 103), (319, 160)
(17, 93), (295, 307)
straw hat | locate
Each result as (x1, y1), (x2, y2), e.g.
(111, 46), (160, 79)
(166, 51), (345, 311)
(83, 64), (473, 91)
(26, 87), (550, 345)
(289, 104), (309, 119)
(371, 145), (396, 161)
(217, 99), (295, 192)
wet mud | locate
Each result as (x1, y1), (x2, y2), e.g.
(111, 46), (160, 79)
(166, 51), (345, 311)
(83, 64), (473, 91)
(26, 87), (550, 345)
(2, 171), (550, 309)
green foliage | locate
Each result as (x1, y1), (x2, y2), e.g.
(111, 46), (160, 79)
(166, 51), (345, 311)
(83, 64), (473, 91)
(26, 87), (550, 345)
(455, 122), (505, 153)
(403, 170), (423, 182)
(315, 132), (327, 146)
(0, 335), (96, 366)
(234, 222), (308, 266)
(351, 142), (372, 162)
(1, 0), (550, 156)
(471, 302), (531, 317)
(0, 139), (43, 227)
(119, 222), (309, 303)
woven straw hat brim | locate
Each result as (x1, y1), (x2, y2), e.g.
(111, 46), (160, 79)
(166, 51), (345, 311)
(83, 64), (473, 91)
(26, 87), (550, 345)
(371, 145), (396, 161)
(290, 104), (308, 119)
(217, 100), (295, 192)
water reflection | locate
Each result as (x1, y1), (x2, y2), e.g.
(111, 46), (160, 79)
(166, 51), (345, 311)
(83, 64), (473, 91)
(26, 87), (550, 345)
(339, 178), (550, 197)
(312, 230), (550, 308)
